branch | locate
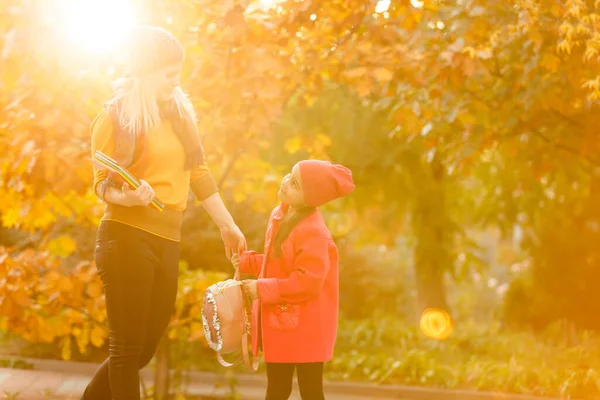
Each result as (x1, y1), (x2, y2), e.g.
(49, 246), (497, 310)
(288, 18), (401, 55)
(281, 8), (368, 110)
(11, 233), (42, 252)
(217, 149), (245, 188)
(530, 131), (600, 167)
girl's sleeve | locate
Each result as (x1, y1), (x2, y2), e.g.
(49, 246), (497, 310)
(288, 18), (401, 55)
(257, 225), (330, 305)
(90, 109), (116, 199)
(239, 250), (264, 277)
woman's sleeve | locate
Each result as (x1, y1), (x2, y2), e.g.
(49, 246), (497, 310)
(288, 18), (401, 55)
(190, 163), (219, 201)
(91, 108), (116, 199)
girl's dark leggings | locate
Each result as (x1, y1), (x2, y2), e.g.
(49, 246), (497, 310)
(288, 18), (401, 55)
(265, 362), (325, 400)
(81, 220), (180, 400)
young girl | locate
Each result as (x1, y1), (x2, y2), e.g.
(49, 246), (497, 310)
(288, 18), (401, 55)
(231, 160), (354, 400)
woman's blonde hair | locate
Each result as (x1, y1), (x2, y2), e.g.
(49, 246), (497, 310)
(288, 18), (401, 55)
(111, 74), (196, 136)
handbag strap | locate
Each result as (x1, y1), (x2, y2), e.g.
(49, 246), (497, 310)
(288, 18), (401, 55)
(217, 352), (242, 367)
(241, 331), (259, 371)
(240, 264), (259, 372)
(218, 256), (258, 372)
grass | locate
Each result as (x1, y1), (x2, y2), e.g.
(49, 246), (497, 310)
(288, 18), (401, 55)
(169, 316), (600, 398)
(327, 317), (600, 398)
(3, 316), (600, 398)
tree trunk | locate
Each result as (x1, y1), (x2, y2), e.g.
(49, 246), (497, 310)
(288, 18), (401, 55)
(154, 334), (170, 400)
(411, 157), (450, 314)
(414, 245), (449, 312)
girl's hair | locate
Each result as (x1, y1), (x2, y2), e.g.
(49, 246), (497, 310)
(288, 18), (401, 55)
(111, 75), (196, 136)
(273, 206), (317, 258)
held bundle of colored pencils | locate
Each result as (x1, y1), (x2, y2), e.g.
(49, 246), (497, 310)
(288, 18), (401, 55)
(91, 150), (165, 212)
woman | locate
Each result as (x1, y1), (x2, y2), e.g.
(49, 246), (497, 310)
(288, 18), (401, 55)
(82, 26), (246, 400)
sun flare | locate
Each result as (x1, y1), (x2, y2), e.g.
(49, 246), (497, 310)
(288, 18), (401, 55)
(55, 0), (138, 54)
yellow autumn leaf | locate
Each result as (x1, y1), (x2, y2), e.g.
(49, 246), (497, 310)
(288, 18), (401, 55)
(58, 276), (74, 292)
(10, 289), (31, 308)
(62, 336), (72, 361)
(168, 328), (178, 340)
(284, 136), (303, 154)
(193, 279), (208, 291)
(303, 94), (316, 107)
(550, 2), (562, 17)
(557, 39), (571, 55)
(45, 235), (77, 258)
(342, 67), (367, 79)
(356, 80), (372, 97)
(189, 304), (202, 319)
(86, 281), (103, 298)
(373, 67), (394, 82)
(90, 306), (107, 324)
(401, 15), (416, 30)
(582, 78), (599, 90)
(90, 325), (107, 347)
(540, 53), (560, 73)
(45, 191), (74, 217)
(315, 134), (332, 147)
(587, 89), (600, 102)
(457, 112), (476, 125)
(461, 46), (476, 58)
(38, 322), (56, 343)
(1, 208), (20, 228)
(584, 46), (599, 62)
(75, 326), (90, 354)
(189, 322), (205, 340)
(232, 185), (248, 203)
(355, 42), (373, 54)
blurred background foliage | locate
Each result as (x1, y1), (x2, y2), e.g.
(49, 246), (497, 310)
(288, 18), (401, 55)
(2, 0), (600, 397)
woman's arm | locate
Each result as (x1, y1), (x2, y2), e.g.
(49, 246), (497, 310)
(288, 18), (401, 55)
(188, 153), (246, 259)
(91, 109), (155, 207)
(101, 181), (155, 207)
(201, 192), (247, 260)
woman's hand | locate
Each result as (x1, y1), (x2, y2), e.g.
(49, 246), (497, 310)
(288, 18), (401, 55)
(231, 253), (241, 270)
(121, 180), (155, 207)
(199, 192), (247, 260)
(220, 224), (247, 260)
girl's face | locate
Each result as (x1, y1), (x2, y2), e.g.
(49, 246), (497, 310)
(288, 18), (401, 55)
(154, 62), (182, 101)
(278, 163), (306, 207)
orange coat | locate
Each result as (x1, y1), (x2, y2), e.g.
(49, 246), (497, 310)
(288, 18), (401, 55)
(239, 204), (339, 363)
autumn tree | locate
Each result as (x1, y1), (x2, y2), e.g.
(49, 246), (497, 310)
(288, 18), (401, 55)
(3, 0), (600, 366)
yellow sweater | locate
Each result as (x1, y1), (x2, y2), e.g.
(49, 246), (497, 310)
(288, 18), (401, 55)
(91, 108), (218, 241)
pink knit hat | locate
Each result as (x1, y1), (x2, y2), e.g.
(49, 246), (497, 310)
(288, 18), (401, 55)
(298, 160), (355, 207)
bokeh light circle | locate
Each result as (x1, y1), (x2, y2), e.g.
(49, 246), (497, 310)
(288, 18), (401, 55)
(420, 308), (453, 340)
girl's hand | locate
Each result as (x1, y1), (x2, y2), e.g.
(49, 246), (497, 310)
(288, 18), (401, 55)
(242, 280), (259, 300)
(121, 180), (155, 207)
(231, 253), (240, 270)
